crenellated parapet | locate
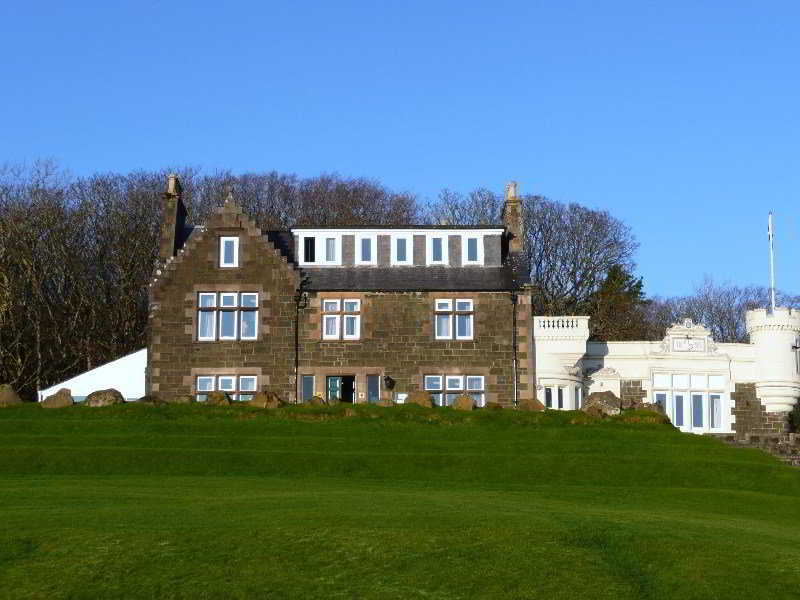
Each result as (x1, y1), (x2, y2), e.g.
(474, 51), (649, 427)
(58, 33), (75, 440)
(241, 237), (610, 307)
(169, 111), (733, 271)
(746, 307), (800, 412)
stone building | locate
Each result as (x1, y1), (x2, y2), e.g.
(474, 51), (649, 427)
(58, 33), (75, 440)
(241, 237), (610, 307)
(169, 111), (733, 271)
(146, 176), (534, 407)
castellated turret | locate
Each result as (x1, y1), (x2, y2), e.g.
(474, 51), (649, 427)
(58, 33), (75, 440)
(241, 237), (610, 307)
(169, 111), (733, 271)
(746, 307), (800, 412)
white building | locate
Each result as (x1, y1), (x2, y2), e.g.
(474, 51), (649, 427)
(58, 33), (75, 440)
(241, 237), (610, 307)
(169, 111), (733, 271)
(38, 349), (147, 403)
(534, 307), (800, 434)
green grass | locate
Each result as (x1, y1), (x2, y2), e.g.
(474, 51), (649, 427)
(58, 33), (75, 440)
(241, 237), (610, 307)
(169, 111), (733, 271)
(0, 403), (798, 599)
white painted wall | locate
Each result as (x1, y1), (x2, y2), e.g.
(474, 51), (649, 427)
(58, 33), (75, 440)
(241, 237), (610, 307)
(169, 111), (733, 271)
(38, 349), (147, 402)
(534, 309), (800, 435)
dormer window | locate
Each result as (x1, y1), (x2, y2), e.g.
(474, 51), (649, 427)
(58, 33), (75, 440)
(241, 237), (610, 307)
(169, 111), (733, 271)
(304, 237), (316, 263)
(325, 237), (336, 262)
(356, 234), (377, 265)
(462, 235), (481, 265)
(220, 237), (239, 268)
(391, 234), (412, 266)
(427, 234), (448, 265)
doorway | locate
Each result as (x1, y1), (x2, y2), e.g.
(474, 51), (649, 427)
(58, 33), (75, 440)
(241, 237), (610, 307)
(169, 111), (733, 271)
(326, 375), (356, 403)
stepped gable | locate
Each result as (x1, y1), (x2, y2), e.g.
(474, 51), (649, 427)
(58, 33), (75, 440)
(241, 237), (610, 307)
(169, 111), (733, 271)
(149, 194), (300, 297)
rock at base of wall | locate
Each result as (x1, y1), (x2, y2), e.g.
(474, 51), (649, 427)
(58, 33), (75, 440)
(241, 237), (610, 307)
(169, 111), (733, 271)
(137, 395), (168, 405)
(205, 391), (231, 406)
(518, 398), (545, 411)
(247, 391), (282, 409)
(304, 395), (326, 406)
(85, 389), (125, 407)
(451, 394), (474, 411)
(407, 391), (432, 408)
(0, 384), (23, 406)
(166, 395), (195, 405)
(376, 400), (394, 407)
(485, 401), (503, 411)
(41, 389), (73, 409)
(582, 391), (621, 416)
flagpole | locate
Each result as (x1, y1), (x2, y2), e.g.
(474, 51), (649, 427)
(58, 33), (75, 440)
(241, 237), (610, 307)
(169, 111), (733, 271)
(768, 212), (776, 313)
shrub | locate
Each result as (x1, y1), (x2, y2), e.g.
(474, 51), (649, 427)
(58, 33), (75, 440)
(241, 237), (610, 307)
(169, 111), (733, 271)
(789, 402), (800, 433)
(407, 391), (432, 408)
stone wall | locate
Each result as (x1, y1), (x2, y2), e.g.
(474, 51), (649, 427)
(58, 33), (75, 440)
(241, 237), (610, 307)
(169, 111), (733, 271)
(148, 202), (300, 402)
(731, 383), (789, 438)
(620, 379), (645, 407)
(298, 290), (529, 405)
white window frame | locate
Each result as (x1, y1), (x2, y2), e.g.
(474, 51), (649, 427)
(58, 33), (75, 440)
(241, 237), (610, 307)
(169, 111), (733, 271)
(324, 237), (337, 263)
(446, 376), (464, 391)
(239, 310), (258, 340)
(220, 236), (239, 268)
(217, 376), (236, 393)
(300, 235), (317, 265)
(435, 313), (452, 340)
(424, 375), (443, 391)
(391, 234), (413, 266)
(198, 306), (217, 341)
(343, 299), (360, 313)
(454, 298), (474, 341)
(238, 376), (258, 400)
(355, 233), (377, 265)
(218, 309), (238, 340)
(461, 234), (483, 265)
(323, 315), (341, 340)
(435, 299), (452, 312)
(342, 314), (361, 340)
(426, 234), (448, 265)
(240, 293), (259, 308)
(322, 299), (341, 312)
(220, 292), (238, 308)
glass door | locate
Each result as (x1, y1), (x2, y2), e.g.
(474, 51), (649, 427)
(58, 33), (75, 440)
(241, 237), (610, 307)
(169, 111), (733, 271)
(691, 392), (706, 432)
(326, 376), (342, 402)
(367, 375), (380, 404)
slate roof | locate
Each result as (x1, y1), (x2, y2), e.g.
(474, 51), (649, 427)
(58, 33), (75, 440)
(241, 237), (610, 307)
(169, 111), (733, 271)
(301, 266), (518, 292)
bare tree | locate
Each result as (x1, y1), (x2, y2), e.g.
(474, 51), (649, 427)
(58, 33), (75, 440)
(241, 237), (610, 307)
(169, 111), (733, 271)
(645, 276), (800, 343)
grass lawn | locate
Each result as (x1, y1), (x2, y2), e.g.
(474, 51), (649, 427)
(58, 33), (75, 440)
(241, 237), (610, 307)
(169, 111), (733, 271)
(0, 403), (798, 599)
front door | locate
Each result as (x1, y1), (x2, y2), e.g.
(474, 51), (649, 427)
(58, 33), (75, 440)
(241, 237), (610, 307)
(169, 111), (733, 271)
(326, 376), (342, 402)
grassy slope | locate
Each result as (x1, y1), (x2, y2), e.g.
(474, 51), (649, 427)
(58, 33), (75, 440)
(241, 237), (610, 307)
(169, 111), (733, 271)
(0, 404), (798, 600)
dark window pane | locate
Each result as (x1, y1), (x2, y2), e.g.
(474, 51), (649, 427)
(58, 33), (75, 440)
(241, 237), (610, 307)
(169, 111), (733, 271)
(397, 238), (406, 262)
(367, 375), (379, 404)
(361, 238), (371, 261)
(302, 375), (314, 401)
(557, 387), (563, 409)
(692, 394), (703, 427)
(545, 388), (552, 408)
(467, 238), (478, 261)
(432, 237), (442, 261)
(304, 237), (315, 262)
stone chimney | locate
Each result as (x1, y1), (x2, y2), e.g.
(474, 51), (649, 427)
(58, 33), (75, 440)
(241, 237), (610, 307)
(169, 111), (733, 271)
(502, 180), (523, 254)
(158, 174), (188, 264)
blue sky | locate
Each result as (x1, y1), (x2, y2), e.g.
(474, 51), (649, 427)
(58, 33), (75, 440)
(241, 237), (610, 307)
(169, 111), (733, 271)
(2, 1), (798, 297)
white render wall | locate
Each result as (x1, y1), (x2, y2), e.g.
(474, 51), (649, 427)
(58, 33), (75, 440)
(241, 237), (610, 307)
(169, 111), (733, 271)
(534, 309), (800, 435)
(38, 349), (147, 402)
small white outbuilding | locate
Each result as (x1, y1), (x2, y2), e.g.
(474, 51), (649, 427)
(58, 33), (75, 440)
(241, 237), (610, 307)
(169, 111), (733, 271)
(37, 349), (147, 402)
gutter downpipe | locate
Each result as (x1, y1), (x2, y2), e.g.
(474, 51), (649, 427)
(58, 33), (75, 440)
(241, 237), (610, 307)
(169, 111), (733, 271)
(512, 290), (518, 408)
(293, 277), (309, 404)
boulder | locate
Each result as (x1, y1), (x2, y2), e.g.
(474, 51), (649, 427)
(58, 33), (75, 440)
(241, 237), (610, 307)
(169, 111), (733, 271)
(205, 391), (231, 406)
(247, 391), (282, 409)
(582, 391), (621, 417)
(376, 400), (394, 407)
(451, 394), (474, 411)
(0, 384), (23, 406)
(167, 395), (195, 405)
(85, 389), (125, 407)
(407, 391), (432, 408)
(518, 398), (545, 411)
(137, 395), (167, 405)
(41, 388), (73, 409)
(485, 401), (503, 411)
(303, 395), (325, 405)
